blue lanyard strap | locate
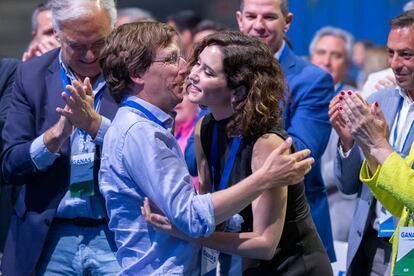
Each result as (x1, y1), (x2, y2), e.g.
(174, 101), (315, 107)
(59, 62), (104, 110)
(392, 98), (414, 155)
(59, 62), (72, 96)
(121, 100), (166, 129)
(210, 124), (241, 192)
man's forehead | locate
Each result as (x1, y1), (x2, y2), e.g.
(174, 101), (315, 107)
(316, 35), (346, 48)
(37, 9), (52, 20)
(388, 25), (414, 45)
(243, 0), (282, 13)
(390, 25), (414, 36)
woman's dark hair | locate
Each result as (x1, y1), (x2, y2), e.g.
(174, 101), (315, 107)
(189, 31), (285, 138)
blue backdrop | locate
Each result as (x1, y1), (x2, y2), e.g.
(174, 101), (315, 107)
(288, 0), (407, 56)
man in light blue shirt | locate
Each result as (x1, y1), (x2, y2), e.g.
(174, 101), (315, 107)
(99, 21), (315, 275)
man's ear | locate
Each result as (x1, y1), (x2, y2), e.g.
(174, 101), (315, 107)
(236, 11), (244, 33)
(233, 86), (247, 102)
(284, 13), (294, 33)
(130, 71), (145, 85)
(54, 30), (60, 42)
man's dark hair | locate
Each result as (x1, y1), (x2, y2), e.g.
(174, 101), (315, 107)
(390, 10), (414, 29)
(239, 0), (289, 17)
(166, 10), (201, 33)
(31, 1), (52, 34)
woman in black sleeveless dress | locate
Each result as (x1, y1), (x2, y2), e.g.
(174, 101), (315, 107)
(145, 31), (332, 275)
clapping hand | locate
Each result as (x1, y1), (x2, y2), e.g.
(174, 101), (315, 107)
(339, 91), (392, 166)
(329, 91), (353, 151)
(56, 77), (102, 138)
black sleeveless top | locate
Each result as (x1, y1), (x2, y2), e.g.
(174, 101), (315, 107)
(200, 114), (333, 276)
(200, 114), (310, 233)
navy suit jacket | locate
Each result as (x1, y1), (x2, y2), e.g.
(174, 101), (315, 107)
(0, 58), (18, 151)
(279, 47), (336, 261)
(334, 86), (413, 273)
(0, 58), (19, 253)
(0, 49), (118, 276)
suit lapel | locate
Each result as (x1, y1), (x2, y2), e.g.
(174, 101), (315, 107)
(278, 46), (295, 75)
(378, 87), (414, 156)
(379, 88), (401, 129)
(278, 47), (295, 125)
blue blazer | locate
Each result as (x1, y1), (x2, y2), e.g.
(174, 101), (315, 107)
(0, 49), (118, 276)
(279, 47), (336, 261)
(0, 58), (18, 150)
(334, 86), (413, 273)
(0, 58), (19, 252)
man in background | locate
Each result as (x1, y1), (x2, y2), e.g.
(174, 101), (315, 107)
(1, 0), (120, 275)
(331, 10), (414, 275)
(166, 10), (201, 59)
(236, 0), (336, 261)
(309, 26), (357, 243)
(22, 1), (59, 61)
(115, 7), (154, 27)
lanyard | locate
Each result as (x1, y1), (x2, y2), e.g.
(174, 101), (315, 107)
(59, 62), (104, 110)
(392, 98), (414, 155)
(121, 100), (166, 129)
(60, 62), (105, 151)
(59, 62), (72, 96)
(210, 124), (241, 192)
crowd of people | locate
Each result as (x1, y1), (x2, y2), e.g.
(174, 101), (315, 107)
(0, 0), (413, 275)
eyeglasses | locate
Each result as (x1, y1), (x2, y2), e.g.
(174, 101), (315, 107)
(60, 35), (106, 53)
(152, 52), (184, 66)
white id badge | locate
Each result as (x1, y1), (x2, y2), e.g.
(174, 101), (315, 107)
(378, 209), (395, 237)
(201, 247), (219, 276)
(70, 152), (95, 197)
(395, 226), (414, 275)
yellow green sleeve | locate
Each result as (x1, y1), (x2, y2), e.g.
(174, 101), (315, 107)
(360, 151), (412, 217)
(360, 143), (414, 276)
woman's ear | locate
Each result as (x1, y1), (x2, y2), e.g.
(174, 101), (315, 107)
(233, 86), (247, 102)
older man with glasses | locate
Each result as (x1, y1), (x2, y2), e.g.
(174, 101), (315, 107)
(0, 0), (120, 275)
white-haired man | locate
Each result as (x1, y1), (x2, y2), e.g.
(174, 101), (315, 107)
(0, 0), (120, 275)
(309, 26), (357, 243)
